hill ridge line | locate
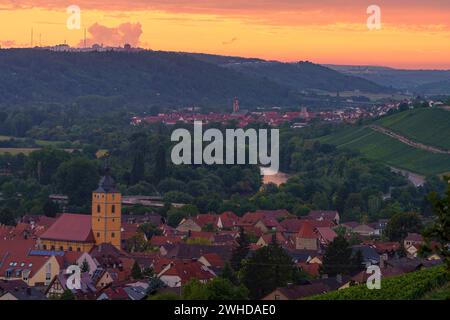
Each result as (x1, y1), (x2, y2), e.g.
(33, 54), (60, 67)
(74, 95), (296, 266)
(368, 124), (450, 154)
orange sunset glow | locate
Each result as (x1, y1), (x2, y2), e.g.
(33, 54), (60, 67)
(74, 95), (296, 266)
(1, 1), (450, 69)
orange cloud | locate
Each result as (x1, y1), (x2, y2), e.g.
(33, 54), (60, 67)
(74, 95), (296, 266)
(78, 22), (143, 47)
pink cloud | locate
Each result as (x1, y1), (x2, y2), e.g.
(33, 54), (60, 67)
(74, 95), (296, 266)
(78, 22), (143, 47)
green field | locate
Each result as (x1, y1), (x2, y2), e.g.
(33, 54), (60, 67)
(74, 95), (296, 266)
(0, 135), (64, 147)
(308, 266), (449, 300)
(320, 126), (450, 175)
(376, 108), (450, 150)
(0, 148), (40, 155)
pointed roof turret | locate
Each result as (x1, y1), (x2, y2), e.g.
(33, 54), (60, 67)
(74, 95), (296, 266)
(94, 168), (118, 193)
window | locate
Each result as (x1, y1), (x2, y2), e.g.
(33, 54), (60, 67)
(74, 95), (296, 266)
(97, 232), (100, 238)
(97, 205), (101, 213)
(43, 245), (47, 250)
(77, 247), (81, 252)
(111, 232), (115, 238)
(68, 246), (72, 251)
(51, 246), (55, 250)
(45, 264), (52, 282)
(59, 246), (64, 251)
(111, 205), (115, 214)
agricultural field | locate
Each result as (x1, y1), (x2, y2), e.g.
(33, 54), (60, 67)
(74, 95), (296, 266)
(376, 108), (450, 150)
(320, 126), (450, 175)
(309, 266), (449, 300)
(0, 148), (40, 155)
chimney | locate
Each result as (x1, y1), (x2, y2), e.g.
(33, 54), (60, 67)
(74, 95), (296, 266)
(379, 253), (388, 269)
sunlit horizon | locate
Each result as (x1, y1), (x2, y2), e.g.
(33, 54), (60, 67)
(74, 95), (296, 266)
(2, 1), (450, 69)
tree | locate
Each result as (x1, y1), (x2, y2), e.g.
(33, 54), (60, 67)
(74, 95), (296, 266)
(422, 177), (450, 271)
(240, 241), (299, 299)
(55, 157), (99, 206)
(166, 204), (199, 227)
(25, 148), (70, 185)
(230, 228), (250, 271)
(148, 292), (180, 300)
(220, 262), (238, 285)
(320, 235), (355, 277)
(182, 278), (248, 300)
(138, 223), (162, 239)
(385, 212), (422, 242)
(131, 261), (143, 280)
(0, 207), (16, 226)
(43, 199), (59, 218)
(129, 133), (148, 185)
(60, 289), (75, 300)
(80, 259), (90, 273)
(154, 144), (167, 184)
(142, 267), (154, 279)
(351, 249), (364, 274)
(125, 233), (148, 252)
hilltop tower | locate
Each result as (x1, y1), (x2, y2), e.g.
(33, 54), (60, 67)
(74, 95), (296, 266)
(233, 97), (240, 113)
(91, 169), (121, 249)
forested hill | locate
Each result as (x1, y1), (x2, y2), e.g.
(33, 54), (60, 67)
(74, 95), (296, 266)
(0, 49), (391, 110)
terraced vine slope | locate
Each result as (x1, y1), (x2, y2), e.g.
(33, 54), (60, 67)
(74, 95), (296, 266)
(320, 109), (450, 175)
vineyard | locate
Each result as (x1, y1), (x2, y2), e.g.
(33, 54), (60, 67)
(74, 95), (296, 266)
(308, 266), (449, 300)
(319, 126), (450, 175)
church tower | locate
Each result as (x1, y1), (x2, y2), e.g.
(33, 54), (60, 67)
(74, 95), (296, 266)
(91, 169), (121, 249)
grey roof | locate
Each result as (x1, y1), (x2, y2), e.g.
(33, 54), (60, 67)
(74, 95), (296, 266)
(94, 174), (118, 193)
(165, 243), (233, 261)
(274, 283), (330, 299)
(0, 280), (47, 300)
(352, 245), (380, 264)
(310, 275), (351, 291)
(284, 249), (318, 263)
(123, 286), (147, 300)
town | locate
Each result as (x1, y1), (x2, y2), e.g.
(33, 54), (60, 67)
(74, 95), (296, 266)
(0, 168), (443, 300)
(130, 101), (421, 128)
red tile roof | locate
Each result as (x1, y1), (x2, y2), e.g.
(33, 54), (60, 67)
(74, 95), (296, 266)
(194, 214), (218, 228)
(121, 223), (140, 241)
(0, 240), (61, 279)
(218, 211), (240, 229)
(307, 210), (339, 222)
(280, 219), (304, 233)
(298, 262), (321, 277)
(297, 221), (317, 239)
(405, 233), (423, 242)
(159, 260), (215, 284)
(316, 227), (337, 244)
(40, 213), (94, 243)
(150, 235), (183, 246)
(200, 253), (225, 268)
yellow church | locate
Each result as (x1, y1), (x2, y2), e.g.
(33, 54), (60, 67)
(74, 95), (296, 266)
(39, 171), (122, 252)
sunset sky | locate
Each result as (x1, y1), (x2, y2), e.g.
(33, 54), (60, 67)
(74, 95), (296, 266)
(1, 1), (450, 69)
